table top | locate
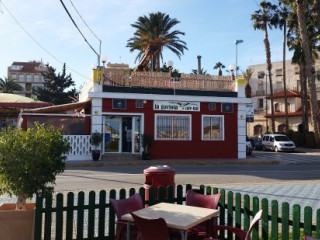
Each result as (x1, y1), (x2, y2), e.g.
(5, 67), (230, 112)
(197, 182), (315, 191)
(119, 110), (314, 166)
(121, 202), (219, 231)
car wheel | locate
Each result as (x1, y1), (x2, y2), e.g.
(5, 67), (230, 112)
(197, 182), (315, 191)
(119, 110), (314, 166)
(274, 146), (278, 152)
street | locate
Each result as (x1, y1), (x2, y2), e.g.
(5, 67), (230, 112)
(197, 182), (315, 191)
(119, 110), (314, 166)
(51, 150), (320, 210)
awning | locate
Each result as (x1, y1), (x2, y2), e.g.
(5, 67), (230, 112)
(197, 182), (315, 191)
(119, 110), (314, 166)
(22, 100), (91, 113)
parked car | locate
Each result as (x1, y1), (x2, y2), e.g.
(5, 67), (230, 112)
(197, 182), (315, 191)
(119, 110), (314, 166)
(262, 134), (295, 152)
(246, 136), (253, 155)
(250, 137), (263, 150)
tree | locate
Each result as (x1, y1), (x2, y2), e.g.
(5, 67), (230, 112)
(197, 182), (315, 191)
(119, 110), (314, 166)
(0, 77), (23, 93)
(295, 0), (320, 146)
(251, 0), (279, 133)
(213, 62), (225, 75)
(242, 68), (253, 98)
(127, 12), (188, 72)
(191, 68), (208, 75)
(278, 2), (290, 129)
(34, 63), (77, 105)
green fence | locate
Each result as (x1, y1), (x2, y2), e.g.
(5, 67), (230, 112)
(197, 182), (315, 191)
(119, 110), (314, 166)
(34, 184), (320, 240)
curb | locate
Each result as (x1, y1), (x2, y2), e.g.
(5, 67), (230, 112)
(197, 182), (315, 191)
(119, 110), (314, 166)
(66, 159), (279, 168)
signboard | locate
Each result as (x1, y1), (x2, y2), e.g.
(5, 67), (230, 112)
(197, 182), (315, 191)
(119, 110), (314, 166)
(246, 103), (254, 122)
(154, 101), (200, 112)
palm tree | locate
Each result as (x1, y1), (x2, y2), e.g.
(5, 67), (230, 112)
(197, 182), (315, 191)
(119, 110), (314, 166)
(191, 68), (208, 75)
(127, 12), (188, 72)
(295, 0), (320, 146)
(0, 77), (23, 93)
(278, 2), (290, 130)
(213, 62), (225, 75)
(242, 68), (253, 98)
(251, 0), (279, 133)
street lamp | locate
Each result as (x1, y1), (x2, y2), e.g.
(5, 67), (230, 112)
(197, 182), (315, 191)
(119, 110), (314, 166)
(228, 64), (235, 80)
(235, 40), (244, 77)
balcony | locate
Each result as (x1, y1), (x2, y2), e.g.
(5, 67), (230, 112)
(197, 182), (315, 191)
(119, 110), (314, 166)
(103, 71), (235, 95)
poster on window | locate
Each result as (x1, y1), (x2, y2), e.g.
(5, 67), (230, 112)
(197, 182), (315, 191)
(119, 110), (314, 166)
(246, 103), (254, 122)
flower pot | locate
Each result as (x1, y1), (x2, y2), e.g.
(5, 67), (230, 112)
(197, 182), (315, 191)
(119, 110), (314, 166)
(0, 203), (35, 240)
(92, 150), (101, 161)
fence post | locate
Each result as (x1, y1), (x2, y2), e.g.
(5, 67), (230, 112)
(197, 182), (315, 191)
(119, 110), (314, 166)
(271, 200), (279, 240)
(281, 202), (289, 240)
(261, 198), (269, 240)
(243, 194), (250, 231)
(77, 191), (85, 240)
(252, 196), (260, 240)
(227, 191), (234, 239)
(66, 192), (75, 240)
(304, 206), (312, 237)
(292, 204), (301, 240)
(98, 190), (107, 238)
(44, 194), (53, 240)
(235, 193), (241, 229)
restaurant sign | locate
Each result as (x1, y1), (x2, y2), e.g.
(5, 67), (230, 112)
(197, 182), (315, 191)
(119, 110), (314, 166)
(154, 101), (200, 112)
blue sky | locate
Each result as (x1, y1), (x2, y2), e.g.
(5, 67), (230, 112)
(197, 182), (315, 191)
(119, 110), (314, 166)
(0, 0), (288, 89)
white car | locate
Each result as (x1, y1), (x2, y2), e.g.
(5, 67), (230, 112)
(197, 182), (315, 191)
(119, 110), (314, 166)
(262, 134), (295, 152)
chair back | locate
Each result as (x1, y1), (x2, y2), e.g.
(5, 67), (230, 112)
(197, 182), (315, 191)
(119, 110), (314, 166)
(304, 236), (320, 240)
(110, 193), (143, 219)
(131, 213), (169, 240)
(245, 210), (263, 240)
(186, 190), (221, 209)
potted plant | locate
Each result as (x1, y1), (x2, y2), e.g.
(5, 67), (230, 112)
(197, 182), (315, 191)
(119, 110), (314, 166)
(0, 123), (70, 240)
(90, 131), (103, 161)
(141, 133), (153, 160)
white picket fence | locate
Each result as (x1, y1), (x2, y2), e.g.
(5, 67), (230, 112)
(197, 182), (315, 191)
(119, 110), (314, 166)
(63, 135), (92, 161)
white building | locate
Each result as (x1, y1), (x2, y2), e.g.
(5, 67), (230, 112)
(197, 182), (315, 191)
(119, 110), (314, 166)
(247, 60), (320, 136)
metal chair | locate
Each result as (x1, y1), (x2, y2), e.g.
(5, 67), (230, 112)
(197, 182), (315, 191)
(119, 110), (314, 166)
(185, 190), (221, 239)
(305, 236), (320, 240)
(206, 209), (263, 240)
(110, 193), (144, 240)
(131, 212), (169, 240)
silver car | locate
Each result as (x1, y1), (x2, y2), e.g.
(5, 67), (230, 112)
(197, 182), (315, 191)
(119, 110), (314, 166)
(262, 134), (295, 152)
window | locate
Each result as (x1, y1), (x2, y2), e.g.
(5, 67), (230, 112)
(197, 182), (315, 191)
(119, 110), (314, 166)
(258, 98), (264, 108)
(275, 103), (280, 112)
(19, 74), (24, 82)
(295, 66), (299, 74)
(11, 74), (17, 80)
(258, 83), (263, 91)
(202, 115), (224, 141)
(208, 103), (216, 111)
(112, 99), (126, 109)
(258, 71), (265, 79)
(136, 100), (144, 108)
(275, 69), (283, 76)
(221, 103), (234, 113)
(155, 114), (191, 140)
(34, 75), (40, 82)
(26, 75), (32, 82)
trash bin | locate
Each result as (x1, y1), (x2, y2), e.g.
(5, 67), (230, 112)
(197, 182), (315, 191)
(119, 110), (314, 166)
(144, 165), (175, 201)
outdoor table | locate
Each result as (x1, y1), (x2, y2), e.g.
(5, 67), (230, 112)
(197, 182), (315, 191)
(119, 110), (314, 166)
(121, 202), (219, 240)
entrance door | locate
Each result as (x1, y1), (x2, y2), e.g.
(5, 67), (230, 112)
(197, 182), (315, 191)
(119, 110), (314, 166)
(104, 116), (141, 153)
(104, 118), (120, 152)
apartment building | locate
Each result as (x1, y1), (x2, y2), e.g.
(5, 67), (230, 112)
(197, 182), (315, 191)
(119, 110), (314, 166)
(7, 61), (47, 98)
(247, 60), (320, 136)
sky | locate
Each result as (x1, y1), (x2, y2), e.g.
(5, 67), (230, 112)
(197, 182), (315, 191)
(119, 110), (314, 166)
(0, 0), (289, 89)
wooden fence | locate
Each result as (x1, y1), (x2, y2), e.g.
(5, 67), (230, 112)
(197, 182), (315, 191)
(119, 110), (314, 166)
(34, 184), (320, 240)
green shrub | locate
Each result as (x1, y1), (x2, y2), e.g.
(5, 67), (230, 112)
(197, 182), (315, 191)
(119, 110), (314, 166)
(306, 132), (316, 148)
(0, 123), (70, 209)
(286, 129), (295, 140)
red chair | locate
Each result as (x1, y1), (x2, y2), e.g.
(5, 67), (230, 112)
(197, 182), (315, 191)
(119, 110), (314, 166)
(110, 193), (144, 240)
(186, 190), (221, 239)
(305, 236), (320, 240)
(206, 209), (263, 240)
(131, 212), (169, 240)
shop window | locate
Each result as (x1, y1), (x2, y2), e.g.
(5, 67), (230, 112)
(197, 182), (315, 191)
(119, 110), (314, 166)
(155, 114), (191, 140)
(208, 103), (216, 111)
(136, 100), (144, 108)
(202, 115), (224, 141)
(221, 103), (234, 113)
(112, 99), (126, 109)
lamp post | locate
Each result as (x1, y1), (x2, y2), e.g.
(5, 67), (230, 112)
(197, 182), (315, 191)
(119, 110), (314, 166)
(235, 40), (244, 77)
(228, 64), (235, 80)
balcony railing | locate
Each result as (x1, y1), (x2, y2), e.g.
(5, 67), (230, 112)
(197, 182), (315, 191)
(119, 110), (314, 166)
(103, 71), (235, 92)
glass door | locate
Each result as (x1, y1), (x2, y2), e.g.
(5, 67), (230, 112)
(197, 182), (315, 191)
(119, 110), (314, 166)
(104, 118), (120, 152)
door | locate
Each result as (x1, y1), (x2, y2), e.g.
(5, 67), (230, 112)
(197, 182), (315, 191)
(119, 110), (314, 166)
(104, 118), (120, 152)
(122, 117), (132, 152)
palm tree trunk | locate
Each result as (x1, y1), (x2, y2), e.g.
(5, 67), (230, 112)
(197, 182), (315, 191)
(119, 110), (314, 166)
(264, 26), (276, 133)
(283, 22), (289, 130)
(314, 0), (320, 28)
(296, 0), (320, 146)
(300, 62), (309, 134)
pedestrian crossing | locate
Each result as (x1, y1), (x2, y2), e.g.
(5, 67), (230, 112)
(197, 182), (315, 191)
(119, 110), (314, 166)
(251, 151), (320, 165)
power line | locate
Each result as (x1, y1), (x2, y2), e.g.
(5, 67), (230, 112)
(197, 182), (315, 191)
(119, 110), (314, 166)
(69, 0), (101, 43)
(1, 1), (89, 81)
(59, 0), (100, 59)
